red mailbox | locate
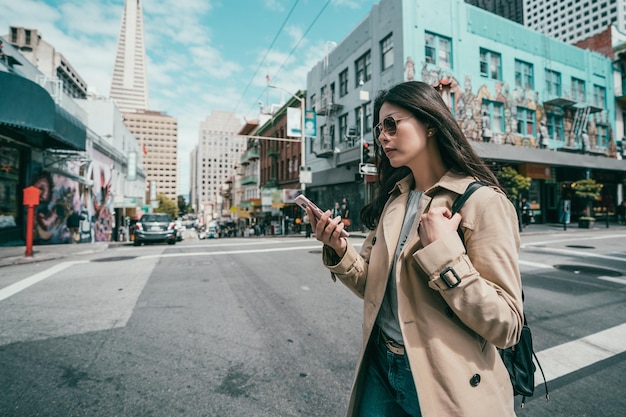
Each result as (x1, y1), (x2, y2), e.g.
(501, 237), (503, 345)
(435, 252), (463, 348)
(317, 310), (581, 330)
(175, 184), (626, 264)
(23, 186), (40, 207)
(23, 185), (41, 257)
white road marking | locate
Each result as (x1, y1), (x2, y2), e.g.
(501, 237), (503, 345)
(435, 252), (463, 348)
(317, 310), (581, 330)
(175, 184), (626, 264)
(534, 323), (626, 386)
(596, 275), (626, 285)
(519, 260), (553, 269)
(522, 233), (626, 248)
(522, 246), (626, 262)
(0, 261), (87, 301)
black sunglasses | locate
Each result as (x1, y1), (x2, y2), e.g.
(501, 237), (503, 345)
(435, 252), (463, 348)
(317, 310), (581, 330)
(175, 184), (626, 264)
(373, 115), (413, 141)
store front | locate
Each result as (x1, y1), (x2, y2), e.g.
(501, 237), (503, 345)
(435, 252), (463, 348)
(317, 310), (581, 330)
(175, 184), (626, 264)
(0, 71), (86, 245)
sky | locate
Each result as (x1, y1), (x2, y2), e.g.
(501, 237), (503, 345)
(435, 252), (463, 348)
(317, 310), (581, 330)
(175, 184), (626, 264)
(0, 0), (380, 197)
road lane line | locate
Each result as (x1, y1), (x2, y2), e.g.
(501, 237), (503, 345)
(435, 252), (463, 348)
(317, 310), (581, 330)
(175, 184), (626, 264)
(534, 323), (626, 387)
(522, 233), (626, 248)
(519, 260), (553, 269)
(596, 276), (626, 285)
(0, 261), (86, 301)
(522, 246), (626, 262)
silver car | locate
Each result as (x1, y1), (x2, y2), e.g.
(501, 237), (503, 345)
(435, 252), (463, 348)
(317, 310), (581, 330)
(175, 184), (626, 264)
(133, 214), (177, 246)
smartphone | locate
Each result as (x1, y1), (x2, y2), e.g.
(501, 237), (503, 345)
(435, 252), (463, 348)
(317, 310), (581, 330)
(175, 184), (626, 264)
(294, 194), (349, 237)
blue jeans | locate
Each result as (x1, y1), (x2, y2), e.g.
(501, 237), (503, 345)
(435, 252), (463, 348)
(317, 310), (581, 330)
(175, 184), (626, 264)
(358, 327), (421, 417)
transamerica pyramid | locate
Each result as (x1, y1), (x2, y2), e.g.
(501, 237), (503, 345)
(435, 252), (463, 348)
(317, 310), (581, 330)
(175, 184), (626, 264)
(110, 0), (149, 113)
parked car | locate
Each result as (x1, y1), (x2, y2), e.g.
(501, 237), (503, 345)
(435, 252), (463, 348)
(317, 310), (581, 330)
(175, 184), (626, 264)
(133, 213), (177, 246)
(198, 223), (219, 239)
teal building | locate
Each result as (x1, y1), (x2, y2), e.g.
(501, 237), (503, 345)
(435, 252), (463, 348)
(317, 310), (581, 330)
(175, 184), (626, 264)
(305, 0), (623, 226)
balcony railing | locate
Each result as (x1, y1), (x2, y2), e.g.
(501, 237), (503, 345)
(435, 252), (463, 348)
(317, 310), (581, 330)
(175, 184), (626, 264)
(240, 175), (259, 185)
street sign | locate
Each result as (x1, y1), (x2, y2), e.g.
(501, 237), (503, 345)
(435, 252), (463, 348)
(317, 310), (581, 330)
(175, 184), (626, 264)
(359, 163), (377, 175)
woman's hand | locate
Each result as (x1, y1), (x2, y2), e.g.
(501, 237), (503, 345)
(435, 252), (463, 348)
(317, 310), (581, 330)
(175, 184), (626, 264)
(418, 206), (462, 246)
(305, 206), (347, 257)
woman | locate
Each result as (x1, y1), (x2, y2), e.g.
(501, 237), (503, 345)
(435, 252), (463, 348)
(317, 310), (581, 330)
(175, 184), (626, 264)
(306, 81), (523, 417)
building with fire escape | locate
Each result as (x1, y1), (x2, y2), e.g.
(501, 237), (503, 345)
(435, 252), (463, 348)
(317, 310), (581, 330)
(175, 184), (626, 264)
(305, 0), (623, 226)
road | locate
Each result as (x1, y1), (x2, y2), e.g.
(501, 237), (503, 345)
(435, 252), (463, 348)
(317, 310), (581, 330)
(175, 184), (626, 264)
(0, 230), (625, 416)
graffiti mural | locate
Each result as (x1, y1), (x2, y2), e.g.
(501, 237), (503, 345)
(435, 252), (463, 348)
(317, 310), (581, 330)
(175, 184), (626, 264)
(30, 152), (116, 244)
(32, 171), (81, 244)
(89, 155), (114, 243)
(413, 59), (613, 154)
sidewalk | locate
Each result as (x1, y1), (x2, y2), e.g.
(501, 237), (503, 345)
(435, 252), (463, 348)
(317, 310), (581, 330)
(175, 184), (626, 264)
(1, 222), (624, 268)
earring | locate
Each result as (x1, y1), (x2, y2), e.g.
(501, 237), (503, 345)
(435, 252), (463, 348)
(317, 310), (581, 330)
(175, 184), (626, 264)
(427, 130), (434, 137)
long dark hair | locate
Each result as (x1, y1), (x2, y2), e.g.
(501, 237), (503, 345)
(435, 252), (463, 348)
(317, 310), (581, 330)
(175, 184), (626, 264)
(360, 81), (501, 229)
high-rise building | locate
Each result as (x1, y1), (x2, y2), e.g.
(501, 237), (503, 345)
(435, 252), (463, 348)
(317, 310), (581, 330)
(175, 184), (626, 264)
(124, 110), (178, 202)
(110, 0), (149, 113)
(470, 0), (624, 45)
(110, 0), (179, 203)
(524, 0), (623, 44)
(465, 0), (524, 25)
(194, 111), (245, 220)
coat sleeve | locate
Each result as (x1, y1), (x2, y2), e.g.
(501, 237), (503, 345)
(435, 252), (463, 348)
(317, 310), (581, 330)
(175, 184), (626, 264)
(412, 190), (523, 349)
(321, 230), (375, 299)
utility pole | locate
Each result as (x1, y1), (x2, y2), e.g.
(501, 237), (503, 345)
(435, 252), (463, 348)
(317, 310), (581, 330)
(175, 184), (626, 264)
(359, 82), (370, 205)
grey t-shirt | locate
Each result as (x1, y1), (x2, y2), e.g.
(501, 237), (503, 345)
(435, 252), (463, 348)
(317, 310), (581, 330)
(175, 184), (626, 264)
(376, 190), (422, 344)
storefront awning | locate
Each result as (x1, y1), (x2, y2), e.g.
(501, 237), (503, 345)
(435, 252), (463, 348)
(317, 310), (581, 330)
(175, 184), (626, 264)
(0, 71), (86, 151)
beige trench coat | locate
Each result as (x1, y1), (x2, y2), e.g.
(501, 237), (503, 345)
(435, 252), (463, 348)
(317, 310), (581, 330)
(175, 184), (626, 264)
(323, 171), (523, 417)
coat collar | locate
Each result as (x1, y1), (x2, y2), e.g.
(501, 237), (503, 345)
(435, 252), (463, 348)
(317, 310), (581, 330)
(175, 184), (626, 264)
(390, 170), (477, 197)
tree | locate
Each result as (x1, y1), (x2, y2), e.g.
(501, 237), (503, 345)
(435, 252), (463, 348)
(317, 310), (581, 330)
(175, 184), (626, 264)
(495, 166), (531, 202)
(177, 195), (190, 216)
(572, 179), (603, 218)
(495, 166), (531, 231)
(155, 193), (178, 218)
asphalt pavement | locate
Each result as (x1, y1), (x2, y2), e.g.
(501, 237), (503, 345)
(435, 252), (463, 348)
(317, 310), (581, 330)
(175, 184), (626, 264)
(1, 222), (624, 268)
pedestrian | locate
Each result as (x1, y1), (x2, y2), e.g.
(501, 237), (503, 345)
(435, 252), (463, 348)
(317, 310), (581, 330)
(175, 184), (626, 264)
(66, 211), (85, 244)
(331, 201), (342, 218)
(341, 197), (351, 230)
(303, 213), (312, 238)
(520, 197), (532, 227)
(306, 81), (523, 417)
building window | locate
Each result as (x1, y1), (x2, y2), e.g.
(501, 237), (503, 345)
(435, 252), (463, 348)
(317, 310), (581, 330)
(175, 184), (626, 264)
(546, 112), (565, 143)
(355, 50), (372, 86)
(516, 107), (536, 136)
(482, 100), (504, 133)
(572, 77), (586, 102)
(515, 59), (534, 90)
(545, 69), (562, 96)
(339, 69), (349, 97)
(380, 33), (393, 71)
(425, 32), (452, 68)
(596, 124), (609, 148)
(479, 48), (501, 80)
(339, 113), (348, 143)
(593, 84), (606, 109)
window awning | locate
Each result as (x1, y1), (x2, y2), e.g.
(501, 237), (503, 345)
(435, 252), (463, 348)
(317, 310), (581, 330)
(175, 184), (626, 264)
(0, 71), (86, 150)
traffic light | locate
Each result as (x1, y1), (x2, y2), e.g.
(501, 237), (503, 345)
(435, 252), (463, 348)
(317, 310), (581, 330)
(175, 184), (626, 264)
(362, 142), (371, 163)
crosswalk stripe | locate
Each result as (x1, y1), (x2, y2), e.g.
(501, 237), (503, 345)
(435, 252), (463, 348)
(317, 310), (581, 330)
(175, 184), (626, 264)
(534, 323), (626, 386)
(0, 261), (85, 301)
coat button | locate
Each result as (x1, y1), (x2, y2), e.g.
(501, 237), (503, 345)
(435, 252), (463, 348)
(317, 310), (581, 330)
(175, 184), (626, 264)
(445, 306), (455, 318)
(469, 374), (481, 387)
(372, 236), (377, 245)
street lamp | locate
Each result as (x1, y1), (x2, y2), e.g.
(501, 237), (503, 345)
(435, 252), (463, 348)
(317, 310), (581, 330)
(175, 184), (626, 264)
(268, 84), (307, 193)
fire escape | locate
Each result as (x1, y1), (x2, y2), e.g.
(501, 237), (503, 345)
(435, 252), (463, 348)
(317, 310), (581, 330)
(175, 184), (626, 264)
(313, 42), (342, 158)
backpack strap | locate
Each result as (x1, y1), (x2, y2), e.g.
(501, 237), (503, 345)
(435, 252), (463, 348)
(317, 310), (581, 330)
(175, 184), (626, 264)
(450, 181), (486, 243)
